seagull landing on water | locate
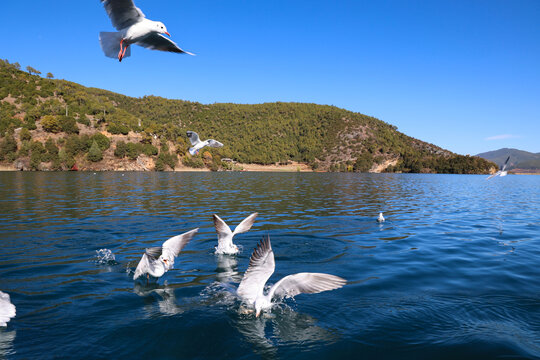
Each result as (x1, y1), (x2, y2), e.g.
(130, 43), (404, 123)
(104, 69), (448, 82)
(186, 131), (224, 156)
(213, 213), (258, 255)
(487, 156), (510, 180)
(377, 212), (385, 223)
(99, 0), (194, 62)
(133, 228), (198, 282)
(0, 291), (16, 327)
(237, 236), (346, 317)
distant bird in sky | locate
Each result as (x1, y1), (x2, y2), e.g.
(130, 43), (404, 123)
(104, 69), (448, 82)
(237, 236), (346, 317)
(487, 156), (510, 180)
(186, 131), (224, 155)
(133, 228), (198, 282)
(99, 0), (194, 62)
(213, 213), (258, 255)
(377, 212), (385, 223)
(0, 291), (16, 327)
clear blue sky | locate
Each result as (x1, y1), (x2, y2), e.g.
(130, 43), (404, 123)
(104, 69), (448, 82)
(2, 0), (539, 155)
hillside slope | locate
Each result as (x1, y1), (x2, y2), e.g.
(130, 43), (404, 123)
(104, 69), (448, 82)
(0, 59), (495, 173)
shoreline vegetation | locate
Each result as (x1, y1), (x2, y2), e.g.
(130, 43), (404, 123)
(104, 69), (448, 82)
(1, 59), (498, 174)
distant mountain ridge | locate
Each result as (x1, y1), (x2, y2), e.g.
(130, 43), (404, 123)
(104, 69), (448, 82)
(476, 148), (540, 172)
(0, 59), (496, 173)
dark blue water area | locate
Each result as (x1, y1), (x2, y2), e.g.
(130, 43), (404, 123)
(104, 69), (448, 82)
(0, 172), (539, 359)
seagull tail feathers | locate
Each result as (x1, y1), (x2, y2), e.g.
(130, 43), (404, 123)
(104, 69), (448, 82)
(99, 32), (131, 59)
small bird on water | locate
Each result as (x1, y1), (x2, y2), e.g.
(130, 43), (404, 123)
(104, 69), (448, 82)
(99, 0), (194, 62)
(377, 212), (385, 222)
(0, 291), (16, 327)
(133, 228), (198, 282)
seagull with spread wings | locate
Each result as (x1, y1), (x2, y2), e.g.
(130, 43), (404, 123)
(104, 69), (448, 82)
(213, 213), (258, 255)
(487, 156), (510, 180)
(99, 0), (194, 62)
(237, 236), (346, 317)
(186, 131), (224, 156)
(133, 228), (198, 282)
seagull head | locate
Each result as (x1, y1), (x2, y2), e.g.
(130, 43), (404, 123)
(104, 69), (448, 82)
(254, 298), (269, 318)
(255, 304), (262, 318)
(160, 256), (171, 269)
(156, 21), (170, 37)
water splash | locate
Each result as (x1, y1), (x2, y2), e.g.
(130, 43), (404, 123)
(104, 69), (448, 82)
(94, 249), (117, 265)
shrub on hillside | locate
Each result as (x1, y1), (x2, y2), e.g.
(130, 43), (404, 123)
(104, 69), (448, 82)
(91, 132), (110, 151)
(41, 115), (62, 133)
(182, 154), (205, 169)
(19, 128), (31, 141)
(87, 140), (103, 162)
(0, 134), (17, 161)
(114, 141), (127, 158)
(58, 115), (79, 134)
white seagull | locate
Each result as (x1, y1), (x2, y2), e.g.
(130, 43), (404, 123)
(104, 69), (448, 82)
(377, 212), (385, 223)
(133, 228), (198, 281)
(237, 236), (346, 317)
(0, 291), (16, 327)
(213, 213), (258, 255)
(186, 131), (224, 156)
(487, 156), (510, 180)
(99, 0), (194, 62)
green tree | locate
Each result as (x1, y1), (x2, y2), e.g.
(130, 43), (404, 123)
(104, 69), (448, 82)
(0, 134), (18, 161)
(30, 152), (41, 170)
(46, 72), (54, 79)
(58, 115), (79, 134)
(91, 133), (110, 150)
(87, 140), (103, 162)
(114, 141), (127, 158)
(41, 115), (62, 133)
(26, 66), (41, 76)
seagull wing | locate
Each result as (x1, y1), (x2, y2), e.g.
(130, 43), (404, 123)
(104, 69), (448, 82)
(487, 171), (501, 180)
(161, 228), (198, 261)
(137, 33), (195, 55)
(237, 236), (275, 304)
(213, 214), (233, 248)
(0, 291), (16, 326)
(102, 0), (145, 30)
(133, 247), (160, 280)
(207, 139), (224, 148)
(268, 273), (346, 299)
(233, 213), (258, 235)
(501, 156), (510, 172)
(186, 131), (201, 146)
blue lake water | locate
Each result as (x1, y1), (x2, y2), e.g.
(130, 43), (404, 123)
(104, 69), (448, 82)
(0, 172), (539, 359)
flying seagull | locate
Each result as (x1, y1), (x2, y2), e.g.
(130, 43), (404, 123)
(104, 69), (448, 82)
(487, 156), (510, 180)
(99, 0), (194, 62)
(186, 131), (224, 155)
(133, 228), (198, 281)
(0, 291), (16, 327)
(237, 236), (346, 317)
(213, 213), (258, 255)
(377, 212), (385, 223)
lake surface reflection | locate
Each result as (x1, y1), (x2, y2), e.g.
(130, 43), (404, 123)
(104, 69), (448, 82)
(0, 172), (539, 359)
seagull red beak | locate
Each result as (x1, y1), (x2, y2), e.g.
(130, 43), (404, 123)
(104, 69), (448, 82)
(165, 32), (171, 37)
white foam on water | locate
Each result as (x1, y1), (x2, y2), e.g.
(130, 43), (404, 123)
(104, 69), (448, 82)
(94, 249), (117, 265)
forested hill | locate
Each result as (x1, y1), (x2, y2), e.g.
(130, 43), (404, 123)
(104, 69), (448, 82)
(0, 59), (496, 173)
(476, 148), (540, 173)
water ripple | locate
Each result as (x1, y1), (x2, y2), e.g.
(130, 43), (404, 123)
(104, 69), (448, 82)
(0, 172), (539, 359)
